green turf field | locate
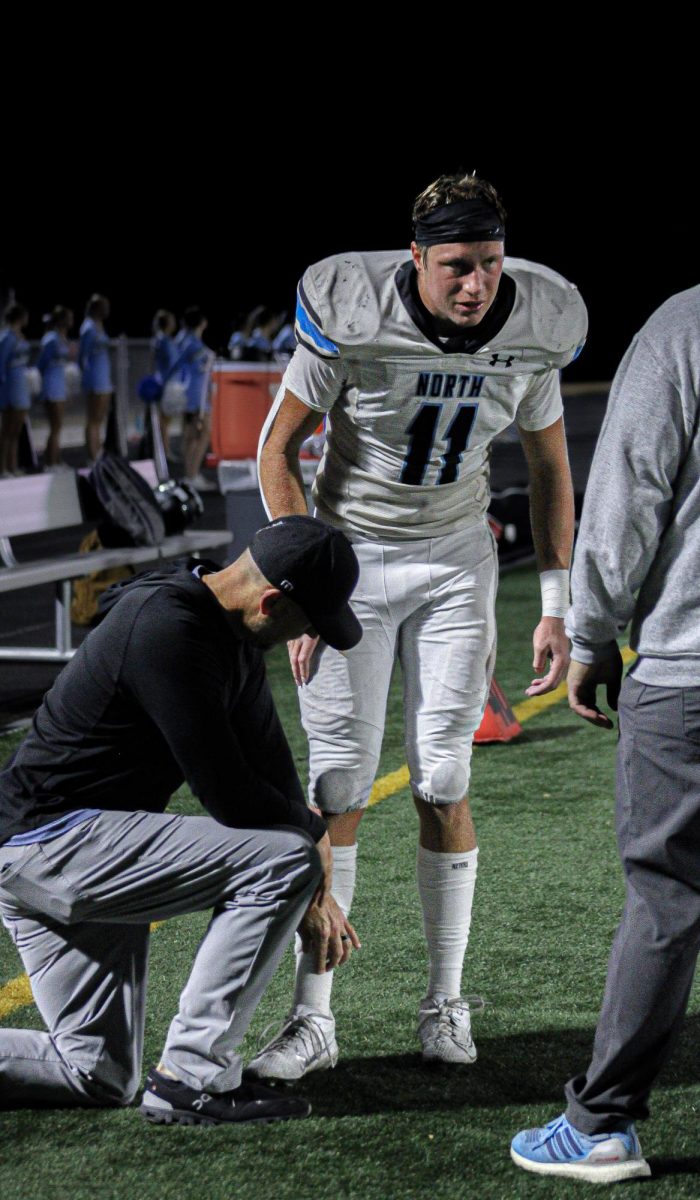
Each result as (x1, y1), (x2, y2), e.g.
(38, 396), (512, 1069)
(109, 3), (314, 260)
(1, 565), (699, 1198)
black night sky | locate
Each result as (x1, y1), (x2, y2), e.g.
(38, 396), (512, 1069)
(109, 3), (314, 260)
(5, 133), (696, 383)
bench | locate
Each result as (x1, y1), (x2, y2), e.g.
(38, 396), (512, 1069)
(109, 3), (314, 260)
(0, 469), (232, 663)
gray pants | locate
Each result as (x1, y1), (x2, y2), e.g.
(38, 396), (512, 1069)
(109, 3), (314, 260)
(565, 675), (700, 1133)
(0, 810), (320, 1107)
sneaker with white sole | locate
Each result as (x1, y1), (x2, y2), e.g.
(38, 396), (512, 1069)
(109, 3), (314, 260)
(185, 473), (218, 493)
(140, 1066), (310, 1126)
(418, 996), (483, 1065)
(510, 1113), (651, 1183)
(245, 1010), (338, 1081)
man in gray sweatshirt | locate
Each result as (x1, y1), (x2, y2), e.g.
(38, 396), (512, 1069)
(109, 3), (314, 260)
(510, 284), (700, 1184)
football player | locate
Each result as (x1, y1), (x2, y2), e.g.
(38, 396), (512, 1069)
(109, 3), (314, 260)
(249, 172), (587, 1078)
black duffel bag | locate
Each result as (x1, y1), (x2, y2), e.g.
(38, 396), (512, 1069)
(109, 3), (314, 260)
(89, 454), (166, 548)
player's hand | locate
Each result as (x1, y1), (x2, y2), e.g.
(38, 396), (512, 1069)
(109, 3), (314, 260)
(567, 653), (623, 729)
(288, 633), (320, 686)
(526, 616), (570, 696)
(299, 894), (361, 973)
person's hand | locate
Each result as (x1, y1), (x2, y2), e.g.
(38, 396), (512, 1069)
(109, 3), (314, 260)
(526, 616), (570, 696)
(299, 893), (361, 973)
(567, 652), (623, 729)
(288, 633), (320, 686)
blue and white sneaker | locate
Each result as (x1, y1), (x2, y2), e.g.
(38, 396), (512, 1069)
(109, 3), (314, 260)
(511, 1113), (651, 1183)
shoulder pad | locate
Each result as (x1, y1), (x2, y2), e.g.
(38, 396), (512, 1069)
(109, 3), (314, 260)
(505, 258), (588, 368)
(295, 252), (407, 355)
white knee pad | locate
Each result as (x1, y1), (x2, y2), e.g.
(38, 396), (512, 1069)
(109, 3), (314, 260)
(411, 752), (472, 806)
(310, 767), (373, 815)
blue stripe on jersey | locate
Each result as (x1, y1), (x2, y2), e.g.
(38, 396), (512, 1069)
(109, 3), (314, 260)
(295, 330), (340, 361)
(298, 279), (324, 330)
(295, 293), (339, 358)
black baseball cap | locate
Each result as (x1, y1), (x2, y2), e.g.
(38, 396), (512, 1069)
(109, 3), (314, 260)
(249, 516), (362, 651)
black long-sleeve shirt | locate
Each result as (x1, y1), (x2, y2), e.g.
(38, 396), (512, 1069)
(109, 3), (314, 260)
(0, 569), (325, 845)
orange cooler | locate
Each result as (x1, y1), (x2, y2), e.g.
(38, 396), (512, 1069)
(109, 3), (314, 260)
(210, 362), (283, 463)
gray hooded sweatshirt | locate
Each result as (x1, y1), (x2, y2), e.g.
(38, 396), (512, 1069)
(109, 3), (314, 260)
(566, 284), (700, 686)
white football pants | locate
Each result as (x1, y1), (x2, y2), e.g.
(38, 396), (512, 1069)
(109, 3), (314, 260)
(300, 520), (498, 812)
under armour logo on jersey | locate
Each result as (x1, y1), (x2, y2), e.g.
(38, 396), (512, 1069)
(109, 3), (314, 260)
(489, 353), (516, 367)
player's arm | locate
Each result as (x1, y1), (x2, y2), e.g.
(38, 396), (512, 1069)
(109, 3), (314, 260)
(258, 390), (326, 685)
(259, 339), (346, 683)
(258, 317), (346, 519)
(518, 415), (575, 695)
(258, 389), (322, 518)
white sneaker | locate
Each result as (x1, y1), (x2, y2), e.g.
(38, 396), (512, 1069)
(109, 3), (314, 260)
(417, 996), (482, 1065)
(185, 473), (218, 493)
(245, 1010), (338, 1081)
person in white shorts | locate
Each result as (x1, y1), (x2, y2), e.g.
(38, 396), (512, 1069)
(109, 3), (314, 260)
(251, 171), (587, 1078)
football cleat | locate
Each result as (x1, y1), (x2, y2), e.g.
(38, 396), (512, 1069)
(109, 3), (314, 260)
(510, 1113), (651, 1183)
(245, 1010), (338, 1081)
(140, 1066), (310, 1126)
(417, 996), (482, 1065)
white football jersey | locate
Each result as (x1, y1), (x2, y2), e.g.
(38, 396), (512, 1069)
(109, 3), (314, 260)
(269, 250), (587, 540)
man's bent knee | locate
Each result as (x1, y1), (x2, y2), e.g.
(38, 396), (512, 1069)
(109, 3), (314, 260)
(267, 828), (322, 891)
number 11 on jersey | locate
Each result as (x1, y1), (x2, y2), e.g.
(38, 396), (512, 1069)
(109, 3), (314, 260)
(400, 402), (479, 486)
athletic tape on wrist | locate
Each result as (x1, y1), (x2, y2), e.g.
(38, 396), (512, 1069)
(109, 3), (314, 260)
(540, 569), (570, 618)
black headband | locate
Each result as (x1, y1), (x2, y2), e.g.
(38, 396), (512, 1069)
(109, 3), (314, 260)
(414, 198), (505, 246)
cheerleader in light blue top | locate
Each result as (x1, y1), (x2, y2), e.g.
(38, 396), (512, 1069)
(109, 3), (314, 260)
(165, 307), (215, 491)
(228, 306), (283, 362)
(0, 301), (31, 476)
(153, 310), (177, 380)
(38, 306), (74, 468)
(79, 294), (112, 462)
(151, 310), (177, 457)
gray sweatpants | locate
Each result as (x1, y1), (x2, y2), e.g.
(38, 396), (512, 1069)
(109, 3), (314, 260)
(565, 675), (700, 1133)
(0, 810), (320, 1107)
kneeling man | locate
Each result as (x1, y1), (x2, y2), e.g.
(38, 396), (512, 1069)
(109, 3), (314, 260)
(0, 516), (361, 1126)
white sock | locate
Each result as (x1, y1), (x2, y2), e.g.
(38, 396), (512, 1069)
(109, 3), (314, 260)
(292, 842), (358, 1018)
(416, 844), (478, 1002)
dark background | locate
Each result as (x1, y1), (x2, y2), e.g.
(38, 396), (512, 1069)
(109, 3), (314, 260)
(4, 132), (696, 382)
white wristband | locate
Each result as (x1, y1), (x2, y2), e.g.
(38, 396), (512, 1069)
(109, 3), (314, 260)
(540, 569), (570, 618)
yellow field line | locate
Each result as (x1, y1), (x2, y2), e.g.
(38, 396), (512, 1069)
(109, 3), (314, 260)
(0, 973), (33, 1019)
(368, 765), (410, 806)
(0, 648), (635, 1019)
